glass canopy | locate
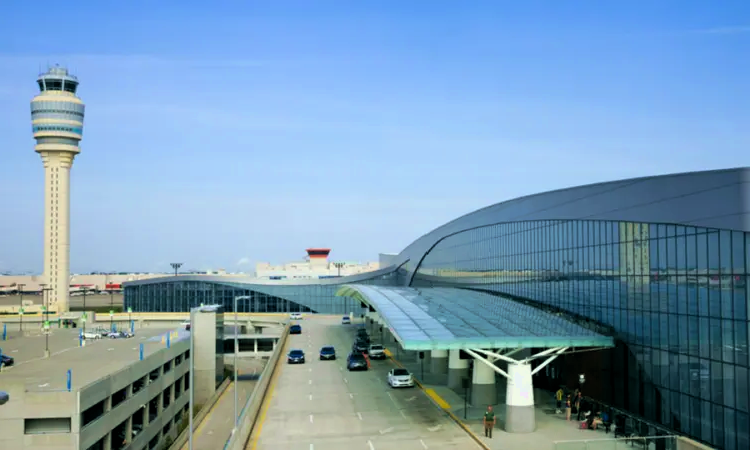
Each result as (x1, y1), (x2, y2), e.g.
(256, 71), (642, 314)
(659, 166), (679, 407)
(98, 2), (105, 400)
(335, 285), (614, 350)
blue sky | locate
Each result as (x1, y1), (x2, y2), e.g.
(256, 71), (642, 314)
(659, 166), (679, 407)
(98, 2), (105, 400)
(0, 0), (748, 274)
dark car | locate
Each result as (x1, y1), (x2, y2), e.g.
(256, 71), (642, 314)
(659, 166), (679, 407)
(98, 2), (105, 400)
(319, 346), (336, 360)
(290, 324), (302, 335)
(347, 353), (368, 371)
(352, 341), (369, 354)
(356, 328), (369, 338)
(0, 354), (14, 367)
(287, 349), (305, 364)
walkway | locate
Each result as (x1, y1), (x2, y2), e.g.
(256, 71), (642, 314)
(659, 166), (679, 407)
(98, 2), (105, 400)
(182, 359), (265, 450)
(248, 316), (479, 449)
(390, 353), (622, 450)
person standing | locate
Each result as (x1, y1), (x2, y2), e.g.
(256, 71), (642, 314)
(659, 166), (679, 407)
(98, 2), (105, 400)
(555, 387), (564, 413)
(575, 391), (584, 421)
(565, 395), (572, 421)
(483, 405), (496, 438)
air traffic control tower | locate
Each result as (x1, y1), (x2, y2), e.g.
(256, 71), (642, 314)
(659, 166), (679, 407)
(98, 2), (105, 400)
(31, 66), (85, 313)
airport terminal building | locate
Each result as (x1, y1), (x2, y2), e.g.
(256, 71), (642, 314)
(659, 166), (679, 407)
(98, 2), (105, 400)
(124, 168), (750, 449)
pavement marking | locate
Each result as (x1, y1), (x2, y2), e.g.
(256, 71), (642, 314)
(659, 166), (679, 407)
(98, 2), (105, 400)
(367, 440), (375, 450)
(379, 426), (394, 435)
(420, 439), (428, 449)
(406, 395), (417, 402)
(357, 412), (363, 420)
(309, 414), (314, 423)
(308, 367), (312, 372)
(400, 410), (407, 418)
(344, 377), (348, 383)
(428, 424), (443, 432)
(309, 394), (312, 400)
(310, 445), (314, 450)
(349, 393), (354, 399)
(309, 379), (312, 385)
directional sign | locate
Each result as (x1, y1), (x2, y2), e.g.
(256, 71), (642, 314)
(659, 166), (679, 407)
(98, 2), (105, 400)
(19, 308), (24, 316)
(82, 312), (88, 319)
(43, 321), (50, 330)
(42, 306), (47, 312)
(109, 310), (114, 317)
(127, 307), (132, 314)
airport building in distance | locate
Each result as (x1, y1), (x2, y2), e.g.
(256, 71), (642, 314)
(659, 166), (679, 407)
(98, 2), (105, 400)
(125, 168), (750, 450)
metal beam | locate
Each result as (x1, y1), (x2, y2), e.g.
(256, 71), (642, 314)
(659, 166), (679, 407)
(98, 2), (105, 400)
(470, 348), (520, 365)
(465, 349), (509, 378)
(530, 347), (568, 376)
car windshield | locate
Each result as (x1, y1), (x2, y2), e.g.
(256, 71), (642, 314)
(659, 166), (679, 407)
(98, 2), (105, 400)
(290, 350), (304, 356)
(321, 347), (334, 352)
(350, 354), (365, 360)
(291, 325), (301, 329)
(393, 369), (409, 376)
(371, 345), (383, 350)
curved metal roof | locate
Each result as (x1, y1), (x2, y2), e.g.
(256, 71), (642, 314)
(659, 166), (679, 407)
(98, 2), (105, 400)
(335, 284), (614, 350)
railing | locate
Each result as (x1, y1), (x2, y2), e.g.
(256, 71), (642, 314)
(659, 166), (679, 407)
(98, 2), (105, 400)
(554, 436), (678, 450)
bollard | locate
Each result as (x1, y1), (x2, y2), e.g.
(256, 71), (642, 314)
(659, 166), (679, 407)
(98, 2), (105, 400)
(2, 323), (6, 341)
(166, 333), (171, 349)
(130, 320), (134, 334)
(139, 343), (144, 361)
(161, 335), (166, 344)
(0, 348), (3, 372)
(79, 331), (83, 347)
(66, 369), (72, 392)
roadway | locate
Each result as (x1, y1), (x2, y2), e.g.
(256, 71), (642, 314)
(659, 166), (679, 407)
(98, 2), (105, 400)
(248, 316), (479, 450)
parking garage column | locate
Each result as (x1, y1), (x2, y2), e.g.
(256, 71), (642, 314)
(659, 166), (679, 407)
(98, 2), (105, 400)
(124, 416), (133, 445)
(447, 349), (469, 391)
(471, 360), (497, 408)
(505, 363), (536, 433)
(430, 349), (448, 375)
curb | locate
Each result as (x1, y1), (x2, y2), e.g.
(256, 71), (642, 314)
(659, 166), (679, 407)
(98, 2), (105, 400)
(384, 350), (491, 450)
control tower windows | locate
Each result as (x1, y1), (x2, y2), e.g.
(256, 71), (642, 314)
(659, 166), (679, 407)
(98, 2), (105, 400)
(41, 79), (63, 91)
(63, 82), (78, 93)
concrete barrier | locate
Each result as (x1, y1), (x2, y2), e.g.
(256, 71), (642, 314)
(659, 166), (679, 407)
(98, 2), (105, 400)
(223, 324), (290, 450)
(169, 377), (231, 450)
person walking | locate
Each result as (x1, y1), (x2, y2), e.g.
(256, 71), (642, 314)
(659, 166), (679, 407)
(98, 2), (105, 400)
(575, 391), (584, 421)
(555, 387), (564, 413)
(483, 405), (496, 438)
(565, 395), (572, 421)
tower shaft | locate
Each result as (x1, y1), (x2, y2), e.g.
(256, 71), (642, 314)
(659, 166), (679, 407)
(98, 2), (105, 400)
(40, 152), (75, 313)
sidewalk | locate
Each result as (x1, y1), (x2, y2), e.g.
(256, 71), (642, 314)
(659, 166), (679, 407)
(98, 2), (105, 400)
(183, 359), (265, 450)
(390, 353), (620, 450)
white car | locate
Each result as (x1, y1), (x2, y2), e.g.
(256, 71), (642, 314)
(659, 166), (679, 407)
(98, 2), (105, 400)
(290, 313), (303, 320)
(369, 344), (386, 360)
(387, 368), (415, 388)
(108, 331), (134, 339)
(81, 330), (100, 340)
(341, 316), (351, 325)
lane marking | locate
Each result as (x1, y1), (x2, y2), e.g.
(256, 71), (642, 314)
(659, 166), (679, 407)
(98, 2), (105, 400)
(349, 393), (354, 399)
(420, 439), (428, 449)
(310, 445), (314, 450)
(406, 396), (417, 402)
(428, 424), (442, 432)
(344, 377), (348, 383)
(308, 368), (312, 372)
(379, 426), (394, 435)
(357, 412), (363, 420)
(309, 394), (312, 401)
(400, 410), (407, 418)
(309, 379), (312, 385)
(309, 414), (314, 423)
(367, 440), (375, 450)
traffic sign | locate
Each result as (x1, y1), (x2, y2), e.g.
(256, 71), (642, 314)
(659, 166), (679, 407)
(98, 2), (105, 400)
(43, 321), (50, 329)
(19, 308), (24, 316)
(109, 310), (114, 317)
(127, 307), (132, 314)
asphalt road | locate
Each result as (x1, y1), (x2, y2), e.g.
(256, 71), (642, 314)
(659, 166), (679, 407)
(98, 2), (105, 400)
(247, 316), (478, 450)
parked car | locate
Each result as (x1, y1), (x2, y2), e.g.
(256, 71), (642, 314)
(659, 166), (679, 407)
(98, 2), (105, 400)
(290, 324), (302, 335)
(319, 346), (336, 361)
(108, 331), (134, 339)
(181, 320), (191, 331)
(290, 313), (303, 320)
(387, 368), (415, 388)
(0, 354), (14, 367)
(369, 344), (386, 360)
(341, 316), (351, 325)
(82, 330), (101, 340)
(287, 349), (305, 364)
(347, 353), (368, 371)
(352, 341), (369, 355)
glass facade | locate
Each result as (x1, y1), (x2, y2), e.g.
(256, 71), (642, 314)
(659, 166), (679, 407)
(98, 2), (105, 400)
(410, 220), (749, 450)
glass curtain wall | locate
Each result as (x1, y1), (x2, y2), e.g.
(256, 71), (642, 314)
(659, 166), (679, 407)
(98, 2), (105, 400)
(411, 219), (749, 450)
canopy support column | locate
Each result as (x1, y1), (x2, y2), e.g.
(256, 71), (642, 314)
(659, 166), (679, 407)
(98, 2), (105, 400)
(447, 349), (468, 391)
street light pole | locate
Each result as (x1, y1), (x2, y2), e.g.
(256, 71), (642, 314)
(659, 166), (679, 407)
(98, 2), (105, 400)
(81, 287), (89, 335)
(18, 283), (25, 332)
(188, 308), (195, 450)
(109, 290), (114, 331)
(233, 296), (239, 431)
(170, 262), (183, 277)
(40, 284), (52, 358)
(333, 262), (345, 277)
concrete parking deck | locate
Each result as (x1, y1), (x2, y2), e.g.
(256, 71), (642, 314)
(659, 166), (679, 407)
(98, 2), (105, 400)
(0, 327), (180, 391)
(248, 316), (480, 450)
